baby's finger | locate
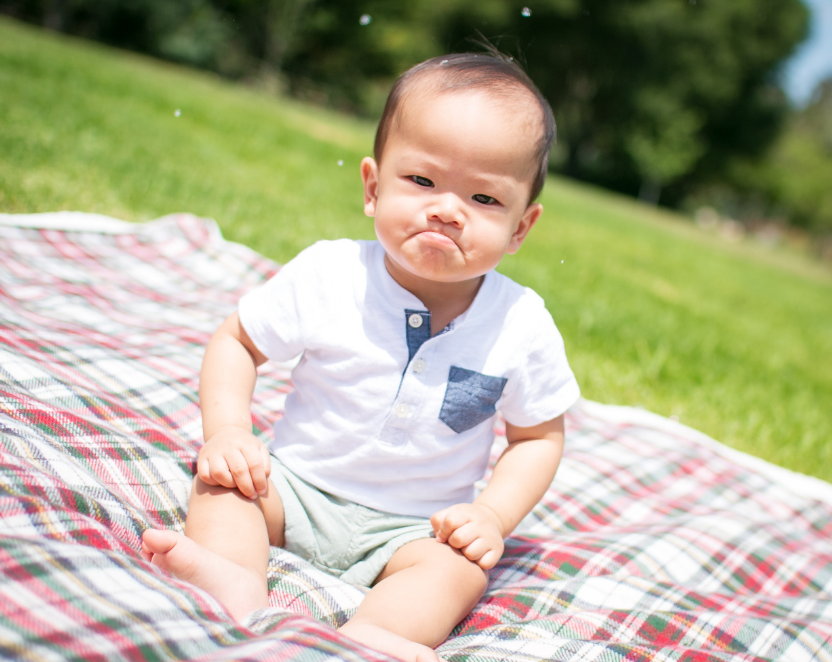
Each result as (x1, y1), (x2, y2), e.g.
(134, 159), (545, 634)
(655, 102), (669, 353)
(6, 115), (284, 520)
(460, 538), (487, 563)
(197, 456), (218, 486)
(430, 508), (450, 541)
(447, 521), (479, 549)
(226, 450), (257, 498)
(437, 509), (471, 543)
(261, 445), (272, 478)
(241, 444), (268, 496)
(210, 454), (240, 491)
(477, 548), (501, 570)
(202, 456), (231, 487)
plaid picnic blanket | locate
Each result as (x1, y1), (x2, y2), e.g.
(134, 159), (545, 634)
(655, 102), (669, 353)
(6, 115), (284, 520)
(1, 212), (831, 662)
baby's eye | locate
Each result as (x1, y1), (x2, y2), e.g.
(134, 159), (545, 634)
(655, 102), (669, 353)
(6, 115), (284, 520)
(411, 175), (434, 187)
(472, 194), (498, 205)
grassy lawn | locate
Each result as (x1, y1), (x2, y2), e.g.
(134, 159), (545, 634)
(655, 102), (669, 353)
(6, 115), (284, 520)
(2, 17), (830, 481)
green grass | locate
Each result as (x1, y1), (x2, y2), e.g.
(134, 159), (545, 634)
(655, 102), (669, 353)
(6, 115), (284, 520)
(2, 17), (831, 481)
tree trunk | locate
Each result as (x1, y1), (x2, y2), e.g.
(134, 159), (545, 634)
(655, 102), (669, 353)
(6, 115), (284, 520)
(639, 178), (662, 205)
(566, 141), (582, 179)
(43, 0), (64, 32)
(263, 0), (314, 72)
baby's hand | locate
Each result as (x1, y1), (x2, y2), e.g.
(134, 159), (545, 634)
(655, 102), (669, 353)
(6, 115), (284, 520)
(430, 503), (505, 570)
(197, 427), (271, 499)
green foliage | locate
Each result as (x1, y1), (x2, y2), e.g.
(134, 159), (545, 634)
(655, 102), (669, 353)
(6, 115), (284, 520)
(1, 18), (830, 480)
(701, 80), (832, 237)
(278, 0), (441, 113)
(437, 0), (808, 204)
(800, 79), (832, 151)
(624, 90), (704, 201)
(0, 0), (253, 74)
(768, 81), (832, 234)
(155, 2), (242, 73)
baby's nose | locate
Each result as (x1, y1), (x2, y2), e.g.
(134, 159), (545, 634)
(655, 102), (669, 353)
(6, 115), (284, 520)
(430, 193), (465, 225)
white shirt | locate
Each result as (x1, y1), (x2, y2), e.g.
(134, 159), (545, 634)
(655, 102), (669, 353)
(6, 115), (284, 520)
(239, 239), (580, 517)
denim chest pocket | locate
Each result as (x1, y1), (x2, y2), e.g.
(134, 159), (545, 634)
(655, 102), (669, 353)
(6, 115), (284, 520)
(439, 366), (508, 433)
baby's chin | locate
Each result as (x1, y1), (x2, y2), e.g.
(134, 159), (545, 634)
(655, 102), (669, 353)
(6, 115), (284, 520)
(401, 260), (488, 288)
(383, 240), (493, 287)
(397, 249), (463, 277)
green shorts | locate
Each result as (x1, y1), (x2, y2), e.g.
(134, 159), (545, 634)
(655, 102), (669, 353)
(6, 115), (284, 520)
(269, 456), (435, 587)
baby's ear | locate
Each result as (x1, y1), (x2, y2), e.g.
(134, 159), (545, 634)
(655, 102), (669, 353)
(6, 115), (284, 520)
(507, 203), (543, 254)
(361, 157), (380, 217)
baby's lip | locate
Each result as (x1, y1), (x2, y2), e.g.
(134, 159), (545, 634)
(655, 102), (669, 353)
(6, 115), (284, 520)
(416, 229), (458, 246)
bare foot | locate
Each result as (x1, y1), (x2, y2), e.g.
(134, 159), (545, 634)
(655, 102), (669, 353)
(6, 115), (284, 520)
(142, 529), (267, 621)
(339, 621), (441, 662)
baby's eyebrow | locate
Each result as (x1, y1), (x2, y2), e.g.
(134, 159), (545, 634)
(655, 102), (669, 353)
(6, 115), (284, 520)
(469, 173), (508, 185)
(396, 154), (440, 171)
(467, 174), (516, 192)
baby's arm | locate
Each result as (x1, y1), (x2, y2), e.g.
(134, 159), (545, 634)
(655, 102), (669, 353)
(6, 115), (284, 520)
(431, 416), (565, 570)
(197, 312), (271, 499)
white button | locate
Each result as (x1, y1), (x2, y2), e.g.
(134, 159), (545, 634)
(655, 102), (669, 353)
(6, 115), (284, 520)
(408, 314), (423, 328)
(412, 359), (426, 373)
(395, 403), (410, 418)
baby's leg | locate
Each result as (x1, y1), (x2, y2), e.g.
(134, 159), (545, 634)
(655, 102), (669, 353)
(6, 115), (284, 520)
(339, 538), (488, 662)
(142, 477), (285, 621)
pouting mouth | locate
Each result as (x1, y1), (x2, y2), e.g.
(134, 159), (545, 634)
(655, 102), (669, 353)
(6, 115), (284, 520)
(416, 229), (458, 245)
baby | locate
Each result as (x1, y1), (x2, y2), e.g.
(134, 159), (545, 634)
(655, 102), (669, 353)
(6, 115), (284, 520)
(142, 52), (579, 662)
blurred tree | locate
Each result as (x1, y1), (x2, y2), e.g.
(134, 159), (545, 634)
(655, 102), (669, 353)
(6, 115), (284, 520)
(1, 0), (249, 74)
(768, 80), (832, 235)
(625, 89), (704, 203)
(278, 0), (440, 112)
(262, 0), (314, 71)
(684, 77), (832, 242)
(798, 78), (832, 153)
(436, 0), (808, 205)
(155, 1), (243, 73)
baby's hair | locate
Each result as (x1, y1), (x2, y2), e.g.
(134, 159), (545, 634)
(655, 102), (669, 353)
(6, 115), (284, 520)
(374, 50), (556, 203)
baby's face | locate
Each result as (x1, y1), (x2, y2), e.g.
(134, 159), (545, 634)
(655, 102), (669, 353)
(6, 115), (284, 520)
(361, 88), (543, 288)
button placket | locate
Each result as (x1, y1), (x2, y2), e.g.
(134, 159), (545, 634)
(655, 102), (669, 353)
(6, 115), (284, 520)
(382, 308), (449, 440)
(386, 343), (434, 433)
(395, 403), (410, 418)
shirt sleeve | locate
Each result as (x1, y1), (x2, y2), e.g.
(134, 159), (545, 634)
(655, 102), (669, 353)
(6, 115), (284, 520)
(497, 301), (581, 427)
(237, 246), (310, 362)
